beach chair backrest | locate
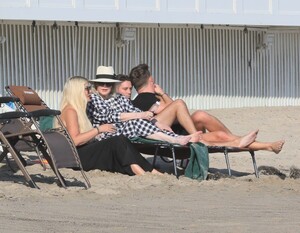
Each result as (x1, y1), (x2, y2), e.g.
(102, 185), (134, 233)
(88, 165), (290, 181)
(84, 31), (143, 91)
(6, 86), (47, 112)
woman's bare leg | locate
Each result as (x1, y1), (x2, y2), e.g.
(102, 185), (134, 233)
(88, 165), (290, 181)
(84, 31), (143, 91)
(200, 130), (258, 148)
(147, 132), (192, 145)
(130, 164), (146, 175)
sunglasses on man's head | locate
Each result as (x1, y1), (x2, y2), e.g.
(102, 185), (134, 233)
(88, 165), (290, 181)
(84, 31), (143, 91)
(97, 82), (113, 87)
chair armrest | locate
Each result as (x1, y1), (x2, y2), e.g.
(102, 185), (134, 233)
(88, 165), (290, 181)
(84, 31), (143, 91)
(0, 111), (29, 121)
(30, 109), (61, 117)
(0, 96), (20, 104)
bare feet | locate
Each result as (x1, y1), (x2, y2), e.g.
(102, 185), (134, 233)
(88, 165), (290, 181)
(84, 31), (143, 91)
(173, 135), (191, 145)
(238, 130), (259, 148)
(151, 169), (163, 175)
(189, 131), (203, 143)
(270, 140), (285, 154)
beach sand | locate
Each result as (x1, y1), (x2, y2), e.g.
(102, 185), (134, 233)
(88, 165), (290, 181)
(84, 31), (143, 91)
(1, 106), (300, 233)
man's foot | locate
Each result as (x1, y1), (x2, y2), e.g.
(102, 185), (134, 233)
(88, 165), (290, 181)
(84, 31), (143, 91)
(270, 140), (285, 154)
(238, 130), (259, 148)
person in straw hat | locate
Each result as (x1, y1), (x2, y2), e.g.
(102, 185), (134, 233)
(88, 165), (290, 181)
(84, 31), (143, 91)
(87, 66), (204, 145)
(87, 66), (260, 148)
(59, 76), (162, 175)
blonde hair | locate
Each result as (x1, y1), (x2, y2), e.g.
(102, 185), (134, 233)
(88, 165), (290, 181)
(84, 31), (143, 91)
(60, 76), (93, 133)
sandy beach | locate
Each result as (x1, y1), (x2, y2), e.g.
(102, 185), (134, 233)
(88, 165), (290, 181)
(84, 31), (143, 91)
(1, 106), (300, 233)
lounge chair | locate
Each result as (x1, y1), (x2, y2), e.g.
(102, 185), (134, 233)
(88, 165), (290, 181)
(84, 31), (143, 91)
(131, 136), (259, 179)
(5, 86), (91, 189)
(0, 96), (43, 188)
(130, 137), (209, 179)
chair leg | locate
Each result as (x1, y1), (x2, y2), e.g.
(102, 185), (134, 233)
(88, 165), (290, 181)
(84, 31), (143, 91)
(1, 138), (39, 189)
(223, 148), (232, 176)
(0, 147), (8, 162)
(250, 151), (259, 178)
(2, 143), (27, 173)
(170, 146), (179, 179)
(80, 170), (91, 189)
(8, 147), (39, 189)
(152, 146), (159, 167)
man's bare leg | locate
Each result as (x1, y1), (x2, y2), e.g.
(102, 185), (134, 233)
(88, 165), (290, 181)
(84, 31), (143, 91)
(200, 130), (258, 148)
(201, 130), (240, 143)
(154, 100), (240, 142)
(246, 140), (285, 153)
(191, 110), (232, 134)
(200, 130), (285, 153)
(154, 99), (198, 134)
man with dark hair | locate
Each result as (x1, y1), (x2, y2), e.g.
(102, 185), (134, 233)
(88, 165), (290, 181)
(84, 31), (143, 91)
(128, 63), (285, 153)
(129, 63), (233, 136)
(126, 64), (285, 153)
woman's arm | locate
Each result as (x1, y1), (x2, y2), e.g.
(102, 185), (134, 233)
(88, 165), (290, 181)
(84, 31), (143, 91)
(109, 95), (154, 122)
(62, 108), (98, 146)
(119, 111), (153, 121)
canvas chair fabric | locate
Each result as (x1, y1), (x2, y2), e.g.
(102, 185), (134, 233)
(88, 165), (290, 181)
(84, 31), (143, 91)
(5, 86), (91, 189)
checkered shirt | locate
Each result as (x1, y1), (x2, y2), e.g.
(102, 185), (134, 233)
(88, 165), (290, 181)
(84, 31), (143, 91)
(87, 93), (177, 140)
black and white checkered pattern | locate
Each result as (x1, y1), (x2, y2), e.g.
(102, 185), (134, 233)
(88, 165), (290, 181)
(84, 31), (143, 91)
(87, 93), (177, 140)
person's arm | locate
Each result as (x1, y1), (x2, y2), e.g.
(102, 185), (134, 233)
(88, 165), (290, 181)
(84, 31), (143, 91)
(63, 107), (116, 146)
(63, 108), (98, 146)
(119, 111), (154, 121)
(109, 95), (154, 122)
(154, 84), (173, 113)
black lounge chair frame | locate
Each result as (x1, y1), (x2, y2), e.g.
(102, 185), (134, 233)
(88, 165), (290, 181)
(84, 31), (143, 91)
(131, 139), (259, 179)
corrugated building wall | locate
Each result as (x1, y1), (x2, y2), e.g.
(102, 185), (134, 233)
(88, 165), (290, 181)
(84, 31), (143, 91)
(0, 21), (299, 109)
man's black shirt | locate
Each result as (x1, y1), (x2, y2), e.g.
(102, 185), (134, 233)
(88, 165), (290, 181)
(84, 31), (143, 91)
(132, 93), (159, 111)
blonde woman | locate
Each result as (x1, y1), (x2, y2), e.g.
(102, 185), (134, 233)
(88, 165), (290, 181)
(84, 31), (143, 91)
(59, 76), (161, 175)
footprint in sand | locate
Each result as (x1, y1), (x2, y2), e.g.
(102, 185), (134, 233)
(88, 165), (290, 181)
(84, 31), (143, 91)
(258, 166), (286, 180)
(289, 166), (300, 179)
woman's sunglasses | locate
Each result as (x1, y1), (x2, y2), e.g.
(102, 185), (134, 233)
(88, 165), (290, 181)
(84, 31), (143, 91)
(97, 82), (113, 87)
(84, 83), (92, 91)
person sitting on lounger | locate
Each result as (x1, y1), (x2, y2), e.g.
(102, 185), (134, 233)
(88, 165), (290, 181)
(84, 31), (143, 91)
(85, 66), (260, 148)
(59, 75), (161, 176)
(121, 66), (285, 153)
(86, 66), (201, 145)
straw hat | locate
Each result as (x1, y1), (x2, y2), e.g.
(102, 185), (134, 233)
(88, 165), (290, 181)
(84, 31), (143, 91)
(90, 66), (120, 83)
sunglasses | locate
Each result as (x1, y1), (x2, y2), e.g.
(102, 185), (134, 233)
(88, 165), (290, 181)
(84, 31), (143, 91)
(84, 83), (92, 91)
(97, 82), (113, 87)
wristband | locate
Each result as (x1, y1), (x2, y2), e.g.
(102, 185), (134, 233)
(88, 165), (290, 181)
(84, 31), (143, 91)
(94, 126), (100, 134)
